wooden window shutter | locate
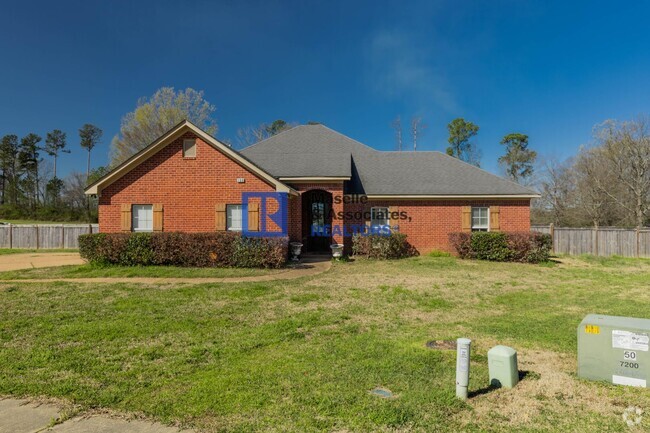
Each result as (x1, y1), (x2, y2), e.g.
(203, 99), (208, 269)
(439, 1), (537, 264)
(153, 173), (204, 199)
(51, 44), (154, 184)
(389, 206), (398, 228)
(215, 203), (226, 231)
(121, 204), (132, 232)
(248, 202), (260, 231)
(153, 204), (164, 232)
(461, 206), (471, 233)
(490, 206), (500, 231)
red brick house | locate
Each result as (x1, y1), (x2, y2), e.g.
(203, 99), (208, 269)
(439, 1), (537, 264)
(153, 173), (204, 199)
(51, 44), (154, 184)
(85, 120), (538, 254)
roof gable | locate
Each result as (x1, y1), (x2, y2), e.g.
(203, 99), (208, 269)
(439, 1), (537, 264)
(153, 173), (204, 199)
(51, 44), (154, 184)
(241, 124), (373, 178)
(85, 121), (295, 196)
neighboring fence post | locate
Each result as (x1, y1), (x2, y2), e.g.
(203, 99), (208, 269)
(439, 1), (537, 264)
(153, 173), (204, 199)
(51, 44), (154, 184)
(8, 224), (12, 249)
(35, 225), (39, 250)
(61, 225), (65, 249)
(637, 228), (641, 258)
(549, 223), (555, 254)
(594, 225), (599, 256)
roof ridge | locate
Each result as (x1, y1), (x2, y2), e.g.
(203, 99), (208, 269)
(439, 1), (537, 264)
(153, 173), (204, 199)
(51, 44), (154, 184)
(381, 150), (440, 154)
(317, 124), (379, 153)
(436, 151), (539, 195)
(239, 124), (305, 151)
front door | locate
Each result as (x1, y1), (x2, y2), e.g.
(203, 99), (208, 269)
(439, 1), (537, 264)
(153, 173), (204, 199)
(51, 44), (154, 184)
(302, 191), (332, 252)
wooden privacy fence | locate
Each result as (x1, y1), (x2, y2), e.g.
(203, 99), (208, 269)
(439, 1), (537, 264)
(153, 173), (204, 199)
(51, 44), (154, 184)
(532, 224), (650, 258)
(0, 224), (99, 249)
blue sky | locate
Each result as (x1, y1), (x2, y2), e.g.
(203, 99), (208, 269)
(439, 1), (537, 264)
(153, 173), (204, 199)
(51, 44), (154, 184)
(1, 0), (649, 177)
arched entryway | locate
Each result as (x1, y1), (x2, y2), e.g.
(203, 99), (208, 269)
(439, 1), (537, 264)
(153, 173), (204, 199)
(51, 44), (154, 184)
(301, 189), (333, 252)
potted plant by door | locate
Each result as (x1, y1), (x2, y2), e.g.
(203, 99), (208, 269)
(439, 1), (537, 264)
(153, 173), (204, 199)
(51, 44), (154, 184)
(289, 242), (303, 262)
(330, 243), (344, 259)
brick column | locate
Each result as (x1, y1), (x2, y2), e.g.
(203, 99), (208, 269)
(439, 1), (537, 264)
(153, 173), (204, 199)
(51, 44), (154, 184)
(331, 184), (344, 246)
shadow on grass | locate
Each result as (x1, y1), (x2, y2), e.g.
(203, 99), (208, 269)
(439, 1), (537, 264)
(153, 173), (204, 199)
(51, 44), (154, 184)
(469, 370), (539, 398)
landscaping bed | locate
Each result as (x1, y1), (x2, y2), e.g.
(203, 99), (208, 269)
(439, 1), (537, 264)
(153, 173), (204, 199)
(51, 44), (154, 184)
(79, 232), (288, 268)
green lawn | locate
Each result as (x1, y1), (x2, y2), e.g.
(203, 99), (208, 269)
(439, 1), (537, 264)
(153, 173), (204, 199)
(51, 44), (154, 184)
(0, 255), (648, 432)
(0, 263), (278, 279)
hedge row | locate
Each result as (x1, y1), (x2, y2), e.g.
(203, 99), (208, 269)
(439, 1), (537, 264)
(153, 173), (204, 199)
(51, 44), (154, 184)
(79, 232), (288, 268)
(448, 231), (552, 263)
(352, 233), (418, 259)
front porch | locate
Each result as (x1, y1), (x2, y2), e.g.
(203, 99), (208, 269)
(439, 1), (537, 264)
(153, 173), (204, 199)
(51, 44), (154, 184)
(287, 182), (346, 254)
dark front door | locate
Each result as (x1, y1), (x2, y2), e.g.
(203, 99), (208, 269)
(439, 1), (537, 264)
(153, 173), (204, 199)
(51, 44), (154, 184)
(302, 190), (332, 252)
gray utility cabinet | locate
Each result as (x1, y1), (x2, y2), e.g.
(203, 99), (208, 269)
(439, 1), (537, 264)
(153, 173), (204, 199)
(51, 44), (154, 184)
(578, 314), (649, 388)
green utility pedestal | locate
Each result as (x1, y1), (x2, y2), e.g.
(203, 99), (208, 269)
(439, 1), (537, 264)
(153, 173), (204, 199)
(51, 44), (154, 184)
(578, 314), (649, 388)
(488, 345), (519, 389)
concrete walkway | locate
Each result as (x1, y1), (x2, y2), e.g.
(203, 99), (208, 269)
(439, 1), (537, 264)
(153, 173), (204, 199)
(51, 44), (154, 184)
(0, 398), (191, 432)
(0, 253), (84, 272)
(0, 257), (331, 285)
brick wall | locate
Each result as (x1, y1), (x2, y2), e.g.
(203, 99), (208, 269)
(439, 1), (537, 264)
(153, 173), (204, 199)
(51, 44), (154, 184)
(98, 133), (531, 253)
(341, 199), (531, 253)
(98, 132), (276, 233)
(285, 183), (531, 253)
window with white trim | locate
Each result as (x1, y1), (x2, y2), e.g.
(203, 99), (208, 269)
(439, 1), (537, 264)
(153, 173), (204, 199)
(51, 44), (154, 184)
(183, 139), (196, 158)
(227, 204), (243, 231)
(471, 207), (489, 232)
(371, 207), (389, 227)
(132, 205), (153, 232)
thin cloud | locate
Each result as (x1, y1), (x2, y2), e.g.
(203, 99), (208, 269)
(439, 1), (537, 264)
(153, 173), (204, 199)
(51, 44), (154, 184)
(367, 30), (458, 113)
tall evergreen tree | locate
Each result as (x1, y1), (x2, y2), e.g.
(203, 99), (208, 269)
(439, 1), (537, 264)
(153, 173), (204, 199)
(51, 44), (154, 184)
(18, 133), (43, 209)
(0, 134), (20, 205)
(498, 133), (537, 184)
(44, 129), (69, 178)
(79, 124), (103, 178)
(446, 118), (481, 166)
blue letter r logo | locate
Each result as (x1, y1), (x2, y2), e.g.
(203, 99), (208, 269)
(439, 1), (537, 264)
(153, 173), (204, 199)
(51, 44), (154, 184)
(242, 192), (288, 237)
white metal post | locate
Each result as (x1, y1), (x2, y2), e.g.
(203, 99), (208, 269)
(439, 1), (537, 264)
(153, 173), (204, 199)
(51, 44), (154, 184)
(456, 338), (471, 400)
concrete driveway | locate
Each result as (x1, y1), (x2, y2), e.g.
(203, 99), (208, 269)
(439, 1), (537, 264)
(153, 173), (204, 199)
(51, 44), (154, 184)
(0, 399), (192, 432)
(0, 252), (84, 272)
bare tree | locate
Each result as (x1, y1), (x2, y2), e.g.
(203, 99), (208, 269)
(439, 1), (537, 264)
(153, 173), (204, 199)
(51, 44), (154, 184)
(236, 120), (296, 148)
(236, 125), (270, 148)
(62, 171), (88, 212)
(391, 116), (403, 151)
(410, 116), (427, 151)
(536, 157), (576, 225)
(573, 146), (623, 227)
(593, 118), (650, 228)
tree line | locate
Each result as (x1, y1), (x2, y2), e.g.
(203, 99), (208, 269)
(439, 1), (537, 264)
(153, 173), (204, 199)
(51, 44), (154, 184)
(535, 117), (650, 229)
(0, 124), (103, 222)
(4, 86), (646, 229)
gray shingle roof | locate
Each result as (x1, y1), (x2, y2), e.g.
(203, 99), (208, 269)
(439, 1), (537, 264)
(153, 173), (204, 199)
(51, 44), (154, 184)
(240, 124), (538, 196)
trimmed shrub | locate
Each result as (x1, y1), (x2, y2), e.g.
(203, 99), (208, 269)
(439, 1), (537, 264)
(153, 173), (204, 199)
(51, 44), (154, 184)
(231, 236), (288, 268)
(448, 231), (552, 263)
(471, 232), (511, 261)
(519, 232), (553, 263)
(352, 232), (418, 259)
(79, 232), (288, 268)
(448, 233), (471, 259)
